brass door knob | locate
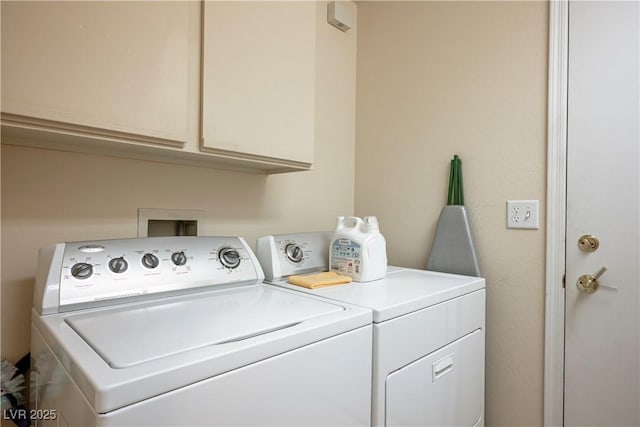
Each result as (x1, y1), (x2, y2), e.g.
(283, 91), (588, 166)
(577, 266), (607, 293)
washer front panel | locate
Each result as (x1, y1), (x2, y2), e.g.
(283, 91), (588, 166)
(59, 237), (259, 308)
(32, 284), (373, 414)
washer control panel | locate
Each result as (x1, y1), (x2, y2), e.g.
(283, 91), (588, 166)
(54, 236), (261, 310)
(256, 232), (332, 282)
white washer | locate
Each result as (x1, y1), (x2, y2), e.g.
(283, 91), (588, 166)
(31, 236), (372, 426)
(257, 232), (486, 427)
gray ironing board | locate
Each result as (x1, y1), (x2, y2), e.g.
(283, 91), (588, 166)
(426, 155), (481, 277)
(427, 205), (481, 277)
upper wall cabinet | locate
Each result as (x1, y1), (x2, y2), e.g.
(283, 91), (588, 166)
(201, 1), (316, 168)
(1, 1), (197, 147)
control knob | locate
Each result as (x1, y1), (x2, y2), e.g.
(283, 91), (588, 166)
(108, 257), (128, 274)
(284, 243), (304, 263)
(171, 251), (188, 266)
(142, 253), (160, 269)
(71, 262), (93, 280)
(219, 247), (241, 269)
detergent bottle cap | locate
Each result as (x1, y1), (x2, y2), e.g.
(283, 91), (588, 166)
(364, 216), (380, 233)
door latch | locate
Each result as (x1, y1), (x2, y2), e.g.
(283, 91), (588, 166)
(576, 266), (607, 293)
(578, 234), (600, 252)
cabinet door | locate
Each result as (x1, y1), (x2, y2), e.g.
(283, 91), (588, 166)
(1, 1), (197, 145)
(202, 1), (315, 166)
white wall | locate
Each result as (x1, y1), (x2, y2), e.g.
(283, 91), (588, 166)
(0, 1), (357, 363)
(355, 2), (548, 425)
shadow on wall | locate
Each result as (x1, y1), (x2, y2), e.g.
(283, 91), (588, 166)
(0, 144), (269, 363)
(1, 145), (270, 228)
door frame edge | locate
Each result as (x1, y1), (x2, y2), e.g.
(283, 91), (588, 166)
(544, 1), (568, 426)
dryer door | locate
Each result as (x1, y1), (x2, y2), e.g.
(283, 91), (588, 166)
(385, 329), (484, 426)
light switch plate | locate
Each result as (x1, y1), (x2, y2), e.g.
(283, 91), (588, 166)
(507, 200), (539, 229)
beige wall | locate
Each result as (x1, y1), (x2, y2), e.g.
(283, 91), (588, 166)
(2, 1), (551, 424)
(0, 1), (357, 363)
(355, 2), (548, 426)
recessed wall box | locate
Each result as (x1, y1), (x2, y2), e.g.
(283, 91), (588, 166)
(138, 208), (206, 237)
(327, 1), (353, 32)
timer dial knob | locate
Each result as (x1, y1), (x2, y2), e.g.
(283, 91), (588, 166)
(285, 243), (304, 263)
(108, 257), (128, 274)
(171, 251), (187, 266)
(219, 247), (241, 269)
(71, 262), (93, 280)
(142, 253), (160, 269)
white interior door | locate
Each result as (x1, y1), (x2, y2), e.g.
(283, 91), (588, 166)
(565, 1), (639, 426)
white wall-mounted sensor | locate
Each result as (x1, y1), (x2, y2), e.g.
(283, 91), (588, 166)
(327, 1), (353, 32)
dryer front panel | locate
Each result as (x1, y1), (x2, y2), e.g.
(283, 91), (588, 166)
(385, 329), (484, 426)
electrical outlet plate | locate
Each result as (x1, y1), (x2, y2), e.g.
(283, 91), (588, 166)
(507, 200), (539, 229)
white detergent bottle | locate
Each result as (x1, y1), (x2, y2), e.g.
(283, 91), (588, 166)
(329, 216), (387, 282)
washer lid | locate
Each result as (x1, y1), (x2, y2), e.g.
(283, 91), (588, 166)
(65, 285), (344, 368)
(278, 268), (485, 322)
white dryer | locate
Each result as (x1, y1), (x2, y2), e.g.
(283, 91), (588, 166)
(257, 232), (486, 427)
(31, 236), (372, 426)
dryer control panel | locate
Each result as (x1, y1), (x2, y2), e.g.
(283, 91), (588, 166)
(256, 232), (331, 282)
(34, 236), (263, 314)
